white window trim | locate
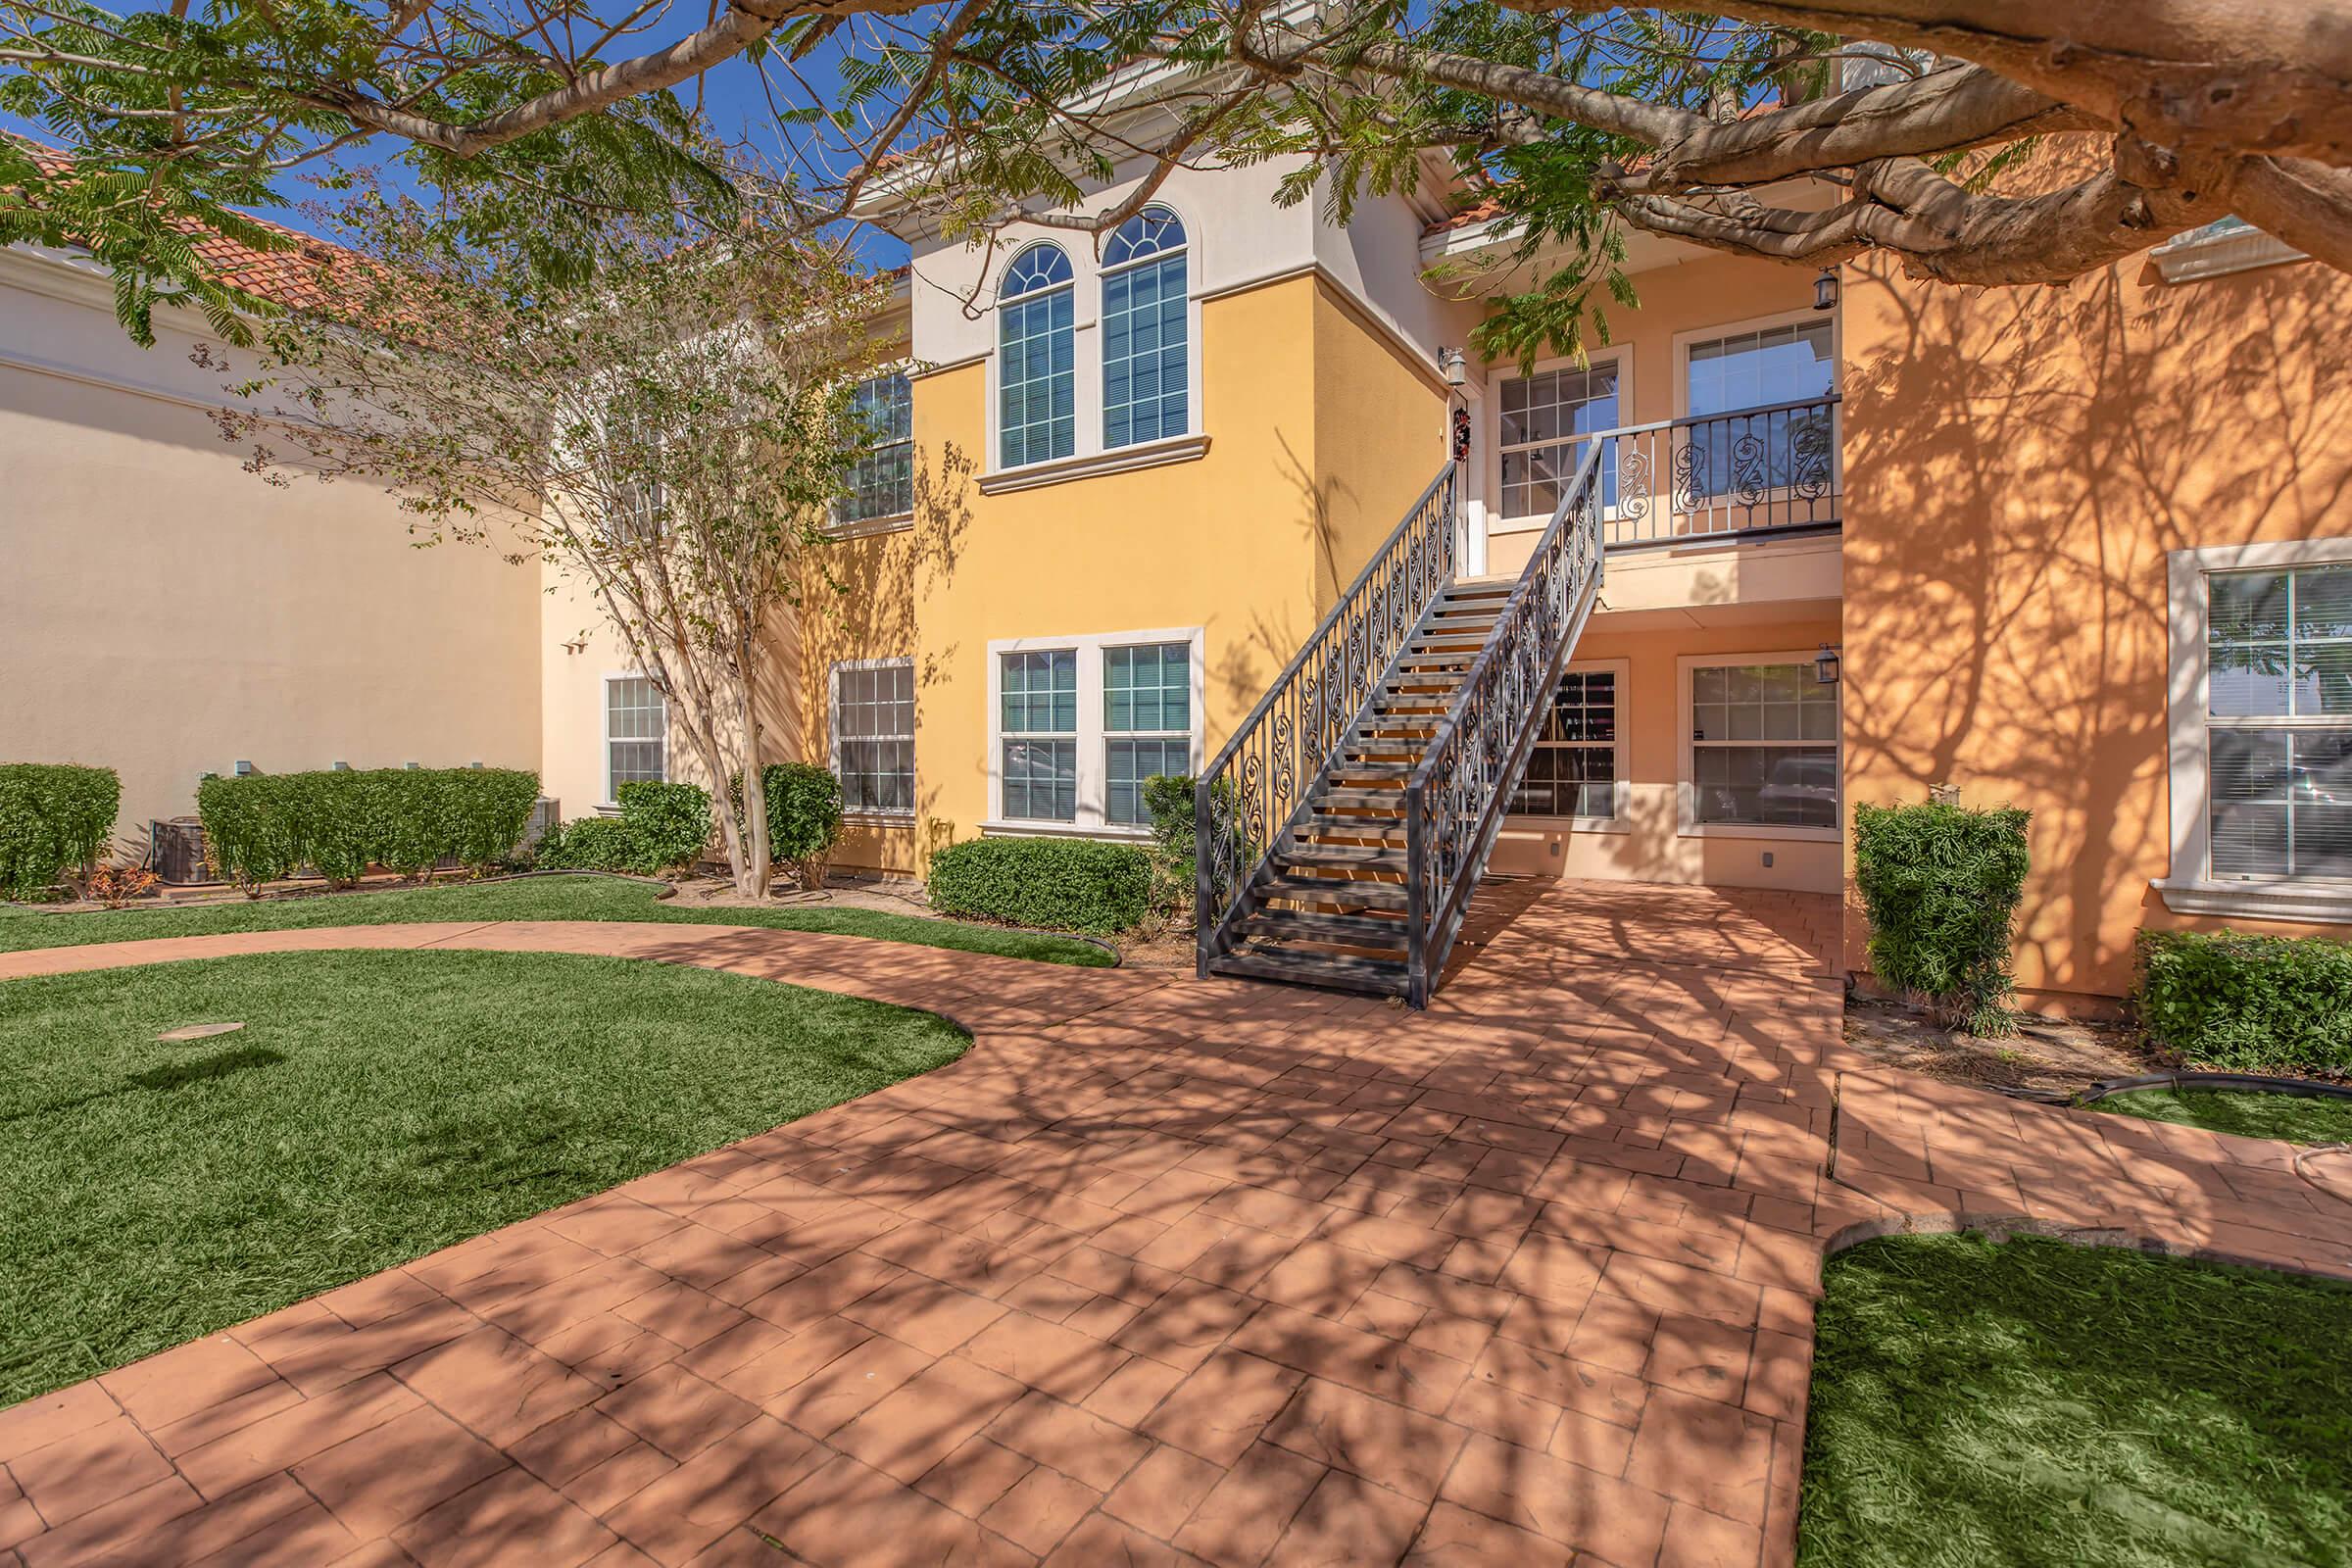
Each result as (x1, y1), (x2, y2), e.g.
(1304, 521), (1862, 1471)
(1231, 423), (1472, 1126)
(1507, 658), (1632, 833)
(829, 657), (916, 826)
(1486, 348), (1632, 538)
(982, 207), (1207, 489)
(601, 670), (667, 810)
(2157, 535), (2352, 921)
(1676, 651), (1841, 842)
(984, 626), (1205, 839)
(1670, 304), (1842, 420)
(1100, 220), (1193, 455)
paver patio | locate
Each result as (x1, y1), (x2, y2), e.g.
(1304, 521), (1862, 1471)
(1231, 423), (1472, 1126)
(4, 881), (2349, 1567)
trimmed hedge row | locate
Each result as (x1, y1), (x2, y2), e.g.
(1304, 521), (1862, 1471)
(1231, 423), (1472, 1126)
(2136, 930), (2352, 1076)
(1853, 800), (2032, 1034)
(197, 767), (540, 889)
(536, 781), (712, 876)
(0, 763), (121, 899)
(927, 837), (1152, 934)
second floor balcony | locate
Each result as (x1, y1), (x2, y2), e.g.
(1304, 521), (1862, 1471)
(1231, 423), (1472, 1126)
(1586, 394), (1841, 548)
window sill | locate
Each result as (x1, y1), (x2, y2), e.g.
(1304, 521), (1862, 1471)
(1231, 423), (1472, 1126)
(980, 818), (1152, 841)
(2151, 877), (2352, 923)
(825, 513), (913, 540)
(1502, 814), (1630, 835)
(1678, 822), (1839, 843)
(979, 433), (1210, 495)
(842, 810), (916, 830)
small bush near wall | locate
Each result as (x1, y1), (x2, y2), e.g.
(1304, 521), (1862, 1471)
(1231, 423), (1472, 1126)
(0, 764), (121, 899)
(1142, 774), (1198, 917)
(1852, 801), (2032, 1034)
(2136, 930), (2352, 1076)
(198, 767), (540, 892)
(927, 838), (1152, 934)
(533, 816), (643, 874)
(534, 782), (712, 877)
(614, 781), (715, 873)
(736, 764), (843, 890)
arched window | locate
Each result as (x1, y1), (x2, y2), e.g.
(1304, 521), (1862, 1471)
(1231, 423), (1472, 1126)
(998, 243), (1075, 468)
(1100, 207), (1189, 450)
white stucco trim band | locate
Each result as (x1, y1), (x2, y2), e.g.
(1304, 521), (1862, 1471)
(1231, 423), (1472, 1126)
(977, 433), (1211, 494)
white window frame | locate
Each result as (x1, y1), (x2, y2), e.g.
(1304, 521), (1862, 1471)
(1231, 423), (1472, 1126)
(985, 626), (1205, 838)
(1676, 651), (1841, 842)
(981, 205), (1207, 491)
(829, 657), (916, 823)
(1100, 207), (1193, 455)
(2159, 536), (2352, 921)
(830, 365), (915, 537)
(601, 671), (667, 809)
(1487, 349), (1632, 537)
(1507, 658), (1631, 832)
(1671, 305), (1841, 421)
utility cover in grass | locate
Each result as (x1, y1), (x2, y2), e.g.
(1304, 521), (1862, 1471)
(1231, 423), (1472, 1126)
(1799, 1232), (2352, 1568)
(0, 948), (967, 1407)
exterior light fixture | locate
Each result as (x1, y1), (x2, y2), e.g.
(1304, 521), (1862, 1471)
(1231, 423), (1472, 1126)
(406, 761), (420, 770)
(233, 760), (254, 776)
(1815, 644), (1842, 684)
(332, 761), (350, 771)
(1812, 268), (1839, 312)
(1440, 347), (1469, 388)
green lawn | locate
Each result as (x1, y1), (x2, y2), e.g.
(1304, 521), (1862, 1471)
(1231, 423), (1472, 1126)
(0, 949), (968, 1407)
(1799, 1232), (2352, 1568)
(0, 872), (1113, 965)
(2091, 1087), (2352, 1148)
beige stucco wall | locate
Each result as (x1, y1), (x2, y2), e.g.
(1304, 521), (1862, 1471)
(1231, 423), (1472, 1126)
(1488, 610), (1846, 893)
(0, 250), (542, 855)
(1841, 237), (2352, 1007)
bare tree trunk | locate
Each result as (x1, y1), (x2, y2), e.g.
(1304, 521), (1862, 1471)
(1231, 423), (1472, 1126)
(731, 647), (772, 900)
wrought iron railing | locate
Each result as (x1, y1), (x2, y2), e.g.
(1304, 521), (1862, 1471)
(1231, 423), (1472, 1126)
(1402, 445), (1606, 1005)
(1196, 465), (1458, 971)
(1585, 394), (1839, 547)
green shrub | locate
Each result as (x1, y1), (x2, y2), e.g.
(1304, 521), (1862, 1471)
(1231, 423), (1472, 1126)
(614, 781), (714, 873)
(2136, 929), (2352, 1075)
(1853, 800), (2032, 1034)
(198, 767), (540, 891)
(1142, 773), (1199, 916)
(533, 782), (710, 877)
(0, 764), (121, 899)
(533, 815), (642, 874)
(926, 837), (1151, 934)
(733, 763), (843, 889)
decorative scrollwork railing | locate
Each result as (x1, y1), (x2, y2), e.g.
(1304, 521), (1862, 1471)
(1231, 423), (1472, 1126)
(1196, 465), (1458, 970)
(1402, 446), (1605, 1005)
(1596, 395), (1840, 547)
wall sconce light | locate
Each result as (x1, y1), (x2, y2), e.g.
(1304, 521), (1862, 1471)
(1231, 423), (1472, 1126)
(1812, 268), (1839, 312)
(1440, 347), (1469, 388)
(1815, 644), (1842, 684)
(332, 760), (350, 771)
(233, 760), (254, 777)
(405, 761), (420, 770)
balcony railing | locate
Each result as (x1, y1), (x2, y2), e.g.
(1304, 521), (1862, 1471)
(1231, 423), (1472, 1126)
(1575, 395), (1840, 548)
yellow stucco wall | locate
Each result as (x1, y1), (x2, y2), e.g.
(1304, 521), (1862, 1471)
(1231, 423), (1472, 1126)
(1841, 246), (2352, 1007)
(1309, 279), (1450, 608)
(802, 270), (1390, 870)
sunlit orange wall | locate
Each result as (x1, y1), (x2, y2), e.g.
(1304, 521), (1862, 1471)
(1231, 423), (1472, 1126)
(1840, 248), (2352, 1007)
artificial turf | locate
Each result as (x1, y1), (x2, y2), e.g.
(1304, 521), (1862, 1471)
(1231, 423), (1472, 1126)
(0, 948), (969, 1407)
(1798, 1232), (2352, 1568)
(2091, 1087), (2352, 1148)
(0, 872), (1113, 965)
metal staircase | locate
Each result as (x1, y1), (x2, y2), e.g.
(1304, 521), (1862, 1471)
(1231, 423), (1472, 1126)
(1197, 447), (1607, 1006)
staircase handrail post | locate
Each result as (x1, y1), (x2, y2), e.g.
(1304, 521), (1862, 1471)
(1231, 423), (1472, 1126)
(1404, 777), (1428, 1008)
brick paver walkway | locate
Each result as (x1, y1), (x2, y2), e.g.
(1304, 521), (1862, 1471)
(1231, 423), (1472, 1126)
(4, 882), (2349, 1568)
